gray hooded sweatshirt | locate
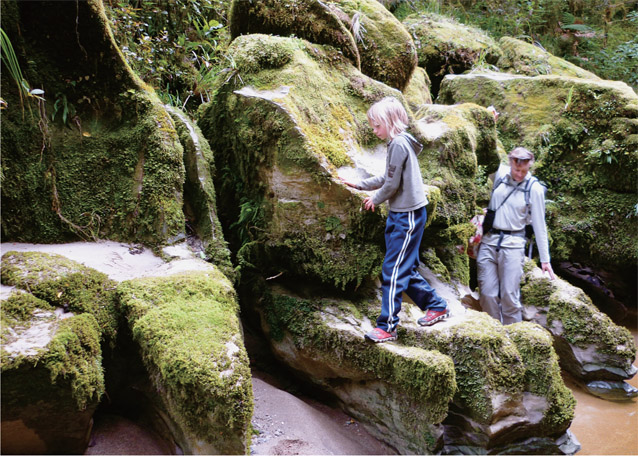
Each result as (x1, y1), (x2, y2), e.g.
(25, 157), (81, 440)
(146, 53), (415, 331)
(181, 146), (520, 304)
(356, 132), (428, 212)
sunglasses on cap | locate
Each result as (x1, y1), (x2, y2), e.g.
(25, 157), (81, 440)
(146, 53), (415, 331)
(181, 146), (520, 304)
(509, 157), (531, 165)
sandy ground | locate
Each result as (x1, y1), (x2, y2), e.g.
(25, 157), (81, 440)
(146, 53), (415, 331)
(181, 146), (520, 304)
(250, 370), (396, 456)
(1, 241), (395, 455)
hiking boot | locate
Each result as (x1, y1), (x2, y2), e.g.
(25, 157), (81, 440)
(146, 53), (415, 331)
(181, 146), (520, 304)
(418, 309), (449, 326)
(365, 327), (397, 343)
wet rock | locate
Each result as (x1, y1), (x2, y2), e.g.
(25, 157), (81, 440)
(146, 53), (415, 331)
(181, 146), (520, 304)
(165, 106), (233, 279)
(585, 380), (638, 401)
(554, 261), (629, 323)
(521, 262), (636, 384)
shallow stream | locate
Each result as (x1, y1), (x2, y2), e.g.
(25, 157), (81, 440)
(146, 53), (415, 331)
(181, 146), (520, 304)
(566, 319), (638, 455)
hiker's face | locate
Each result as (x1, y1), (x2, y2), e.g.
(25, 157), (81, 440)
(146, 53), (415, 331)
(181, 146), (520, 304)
(369, 118), (389, 140)
(509, 156), (531, 181)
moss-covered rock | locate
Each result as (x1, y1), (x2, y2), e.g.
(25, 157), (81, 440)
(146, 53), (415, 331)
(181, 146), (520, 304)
(251, 283), (455, 454)
(403, 66), (433, 111)
(437, 72), (638, 272)
(242, 266), (576, 454)
(229, 0), (417, 91)
(198, 34), (401, 290)
(326, 0), (418, 91)
(0, 0), (185, 247)
(413, 103), (501, 283)
(117, 270), (253, 455)
(1, 290), (104, 454)
(229, 0), (361, 69)
(403, 12), (502, 97)
(521, 261), (636, 382)
(165, 106), (233, 279)
(1, 251), (120, 345)
(497, 37), (601, 79)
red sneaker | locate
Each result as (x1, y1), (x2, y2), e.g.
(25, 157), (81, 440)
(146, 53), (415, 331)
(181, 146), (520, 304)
(418, 309), (449, 326)
(365, 327), (397, 343)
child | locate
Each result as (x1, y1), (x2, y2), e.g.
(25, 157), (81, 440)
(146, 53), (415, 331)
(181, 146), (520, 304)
(341, 97), (448, 343)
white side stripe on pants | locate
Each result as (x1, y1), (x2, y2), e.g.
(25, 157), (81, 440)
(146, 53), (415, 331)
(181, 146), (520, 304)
(387, 210), (415, 330)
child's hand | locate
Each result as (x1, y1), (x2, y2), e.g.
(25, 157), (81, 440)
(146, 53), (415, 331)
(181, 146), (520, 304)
(339, 178), (357, 188)
(363, 197), (375, 212)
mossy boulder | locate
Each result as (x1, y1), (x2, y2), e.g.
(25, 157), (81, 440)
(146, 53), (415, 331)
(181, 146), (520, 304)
(229, 0), (417, 91)
(165, 106), (233, 279)
(240, 263), (577, 454)
(1, 251), (120, 345)
(403, 66), (433, 111)
(412, 103), (501, 284)
(1, 0), (185, 247)
(326, 0), (418, 91)
(229, 0), (361, 69)
(403, 12), (502, 97)
(437, 72), (638, 273)
(521, 262), (637, 384)
(1, 289), (104, 454)
(116, 270), (253, 455)
(260, 285), (455, 454)
(198, 34), (408, 290)
(497, 37), (601, 79)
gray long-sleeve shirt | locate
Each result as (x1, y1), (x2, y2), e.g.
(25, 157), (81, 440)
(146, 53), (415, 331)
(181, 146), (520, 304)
(482, 164), (551, 263)
(355, 132), (428, 212)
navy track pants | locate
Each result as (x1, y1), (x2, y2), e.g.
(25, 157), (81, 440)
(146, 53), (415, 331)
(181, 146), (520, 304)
(377, 206), (447, 332)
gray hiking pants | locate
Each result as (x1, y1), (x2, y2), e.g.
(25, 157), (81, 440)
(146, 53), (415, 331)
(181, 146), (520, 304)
(476, 243), (526, 324)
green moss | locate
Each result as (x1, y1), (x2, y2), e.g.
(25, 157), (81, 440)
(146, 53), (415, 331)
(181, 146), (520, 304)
(1, 290), (54, 323)
(404, 12), (502, 68)
(1, 251), (120, 345)
(411, 311), (525, 422)
(41, 313), (105, 410)
(421, 248), (450, 281)
(431, 222), (476, 285)
(117, 270), (253, 452)
(1, 3), (184, 248)
(330, 0), (418, 91)
(1, 312), (104, 411)
(521, 268), (636, 364)
(229, 0), (361, 69)
(498, 37), (600, 79)
(506, 322), (576, 434)
(262, 288), (456, 429)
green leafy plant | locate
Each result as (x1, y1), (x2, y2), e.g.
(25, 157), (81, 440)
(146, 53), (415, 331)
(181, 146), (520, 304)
(52, 93), (77, 126)
(1, 27), (44, 116)
(230, 199), (264, 247)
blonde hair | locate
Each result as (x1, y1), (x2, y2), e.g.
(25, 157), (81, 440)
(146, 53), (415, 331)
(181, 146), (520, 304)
(367, 96), (408, 140)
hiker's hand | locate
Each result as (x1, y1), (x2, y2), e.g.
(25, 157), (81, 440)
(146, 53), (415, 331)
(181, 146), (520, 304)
(339, 178), (357, 188)
(541, 262), (555, 280)
(363, 197), (375, 211)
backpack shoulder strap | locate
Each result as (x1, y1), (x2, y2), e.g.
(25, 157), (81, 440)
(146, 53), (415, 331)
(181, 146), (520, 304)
(523, 176), (545, 206)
